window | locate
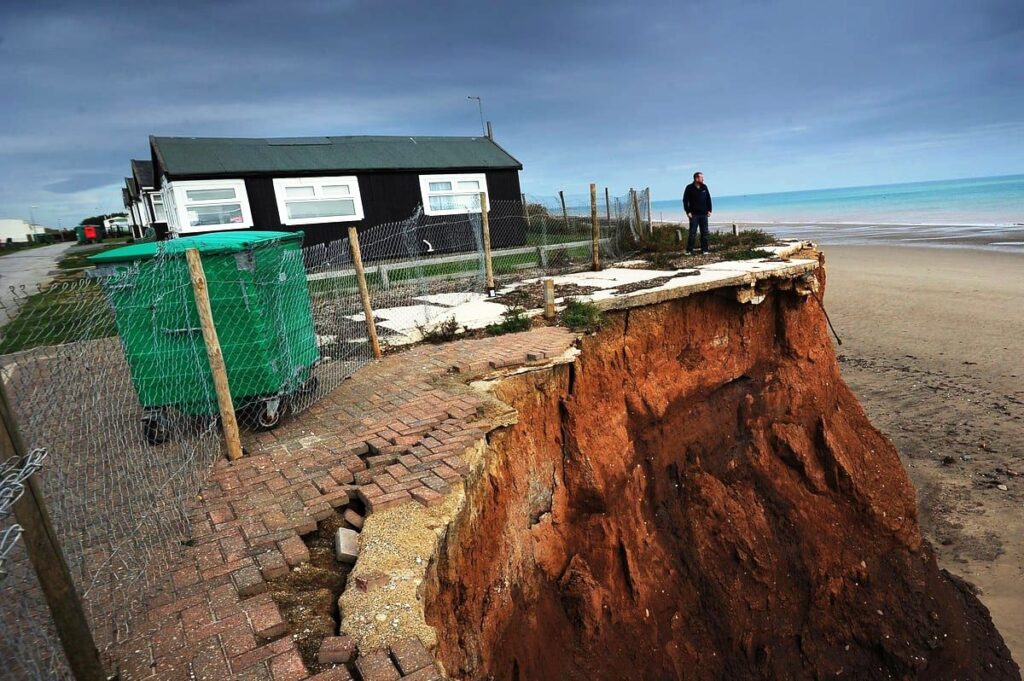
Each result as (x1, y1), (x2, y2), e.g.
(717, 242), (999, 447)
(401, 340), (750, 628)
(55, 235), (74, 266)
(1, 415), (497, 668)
(419, 173), (489, 215)
(165, 179), (253, 233)
(272, 176), (364, 225)
(149, 193), (166, 222)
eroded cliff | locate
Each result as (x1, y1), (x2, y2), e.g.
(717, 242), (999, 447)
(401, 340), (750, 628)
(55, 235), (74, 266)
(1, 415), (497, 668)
(424, 262), (1019, 680)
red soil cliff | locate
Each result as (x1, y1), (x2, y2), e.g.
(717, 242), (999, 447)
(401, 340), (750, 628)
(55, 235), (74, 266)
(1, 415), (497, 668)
(424, 262), (1019, 680)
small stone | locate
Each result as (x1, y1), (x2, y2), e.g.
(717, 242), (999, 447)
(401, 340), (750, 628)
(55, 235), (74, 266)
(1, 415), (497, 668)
(375, 613), (388, 623)
(343, 508), (364, 530)
(941, 455), (955, 466)
(356, 571), (388, 592)
(335, 527), (360, 563)
(997, 484), (1008, 491)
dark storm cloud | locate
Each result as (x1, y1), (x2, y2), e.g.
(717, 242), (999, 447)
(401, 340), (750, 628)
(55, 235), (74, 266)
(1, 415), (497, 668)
(0, 0), (1021, 226)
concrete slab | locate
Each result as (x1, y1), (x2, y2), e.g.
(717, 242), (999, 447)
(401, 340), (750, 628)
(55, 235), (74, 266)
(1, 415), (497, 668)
(413, 292), (486, 307)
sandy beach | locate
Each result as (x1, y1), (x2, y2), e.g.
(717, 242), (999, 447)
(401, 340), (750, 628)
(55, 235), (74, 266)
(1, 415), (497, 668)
(823, 245), (1024, 660)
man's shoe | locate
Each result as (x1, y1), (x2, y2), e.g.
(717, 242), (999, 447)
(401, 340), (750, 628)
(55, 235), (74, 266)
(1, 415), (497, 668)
(685, 250), (693, 256)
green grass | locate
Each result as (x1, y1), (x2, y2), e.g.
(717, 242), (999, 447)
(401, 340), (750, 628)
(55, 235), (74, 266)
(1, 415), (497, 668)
(485, 306), (531, 336)
(58, 243), (130, 270)
(561, 299), (605, 332)
(0, 282), (116, 354)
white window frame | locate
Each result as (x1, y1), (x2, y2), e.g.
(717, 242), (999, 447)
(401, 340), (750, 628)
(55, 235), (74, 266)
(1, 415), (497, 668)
(272, 176), (364, 225)
(419, 173), (489, 216)
(166, 179), (253, 234)
(148, 192), (167, 223)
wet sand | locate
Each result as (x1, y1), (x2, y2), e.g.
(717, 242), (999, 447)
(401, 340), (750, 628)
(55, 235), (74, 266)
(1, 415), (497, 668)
(824, 245), (1024, 661)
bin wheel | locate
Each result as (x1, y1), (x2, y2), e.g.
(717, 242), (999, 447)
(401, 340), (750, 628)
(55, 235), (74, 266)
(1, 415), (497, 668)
(143, 409), (170, 445)
(254, 398), (285, 431)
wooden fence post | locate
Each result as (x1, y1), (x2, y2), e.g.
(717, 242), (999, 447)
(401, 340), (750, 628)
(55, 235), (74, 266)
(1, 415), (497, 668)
(604, 187), (611, 226)
(521, 193), (531, 230)
(186, 249), (243, 462)
(732, 223), (739, 236)
(631, 190), (643, 237)
(559, 191), (570, 234)
(1, 387), (107, 681)
(544, 279), (556, 319)
(479, 192), (495, 295)
(590, 183), (600, 271)
(346, 227), (382, 359)
(645, 187), (652, 232)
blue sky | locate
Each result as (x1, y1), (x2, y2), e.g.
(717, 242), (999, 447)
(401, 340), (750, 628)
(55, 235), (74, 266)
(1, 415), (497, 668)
(1, 0), (1022, 227)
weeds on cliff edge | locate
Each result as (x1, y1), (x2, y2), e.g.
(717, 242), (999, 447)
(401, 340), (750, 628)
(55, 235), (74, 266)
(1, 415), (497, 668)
(419, 316), (460, 343)
(561, 298), (605, 332)
(485, 305), (531, 336)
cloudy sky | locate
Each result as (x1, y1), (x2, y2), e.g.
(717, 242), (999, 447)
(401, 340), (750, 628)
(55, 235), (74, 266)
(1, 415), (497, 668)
(1, 0), (1022, 227)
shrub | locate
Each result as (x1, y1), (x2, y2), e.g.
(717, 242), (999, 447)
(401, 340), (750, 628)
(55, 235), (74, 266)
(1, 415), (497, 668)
(561, 298), (605, 332)
(419, 316), (460, 343)
(485, 305), (531, 336)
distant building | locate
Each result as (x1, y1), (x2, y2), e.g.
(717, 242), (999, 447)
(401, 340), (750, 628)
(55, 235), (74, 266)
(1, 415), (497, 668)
(147, 134), (525, 250)
(123, 159), (166, 239)
(0, 219), (46, 243)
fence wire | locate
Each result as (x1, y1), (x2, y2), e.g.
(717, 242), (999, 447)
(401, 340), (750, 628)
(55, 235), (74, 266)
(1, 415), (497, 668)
(0, 185), (649, 678)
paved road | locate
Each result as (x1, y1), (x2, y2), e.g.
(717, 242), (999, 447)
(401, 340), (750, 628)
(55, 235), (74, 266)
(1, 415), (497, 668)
(0, 241), (75, 324)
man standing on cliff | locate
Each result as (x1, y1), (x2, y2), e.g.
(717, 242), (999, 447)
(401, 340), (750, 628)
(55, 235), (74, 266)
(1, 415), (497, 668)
(683, 172), (713, 255)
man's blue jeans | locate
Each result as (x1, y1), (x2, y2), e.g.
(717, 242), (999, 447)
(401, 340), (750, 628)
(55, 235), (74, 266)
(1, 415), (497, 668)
(687, 215), (709, 253)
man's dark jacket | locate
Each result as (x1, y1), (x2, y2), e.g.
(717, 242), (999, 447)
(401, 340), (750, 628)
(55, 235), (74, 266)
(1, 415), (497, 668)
(683, 182), (713, 216)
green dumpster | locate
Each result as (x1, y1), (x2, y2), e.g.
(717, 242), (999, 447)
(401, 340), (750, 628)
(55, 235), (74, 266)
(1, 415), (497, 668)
(89, 231), (319, 442)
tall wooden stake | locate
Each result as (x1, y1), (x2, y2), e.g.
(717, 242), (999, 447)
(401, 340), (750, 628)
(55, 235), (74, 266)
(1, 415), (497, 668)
(631, 190), (644, 237)
(1, 387), (107, 681)
(604, 187), (611, 226)
(346, 227), (383, 359)
(186, 248), (243, 462)
(521, 193), (532, 230)
(590, 183), (600, 271)
(559, 191), (570, 233)
(479, 192), (495, 295)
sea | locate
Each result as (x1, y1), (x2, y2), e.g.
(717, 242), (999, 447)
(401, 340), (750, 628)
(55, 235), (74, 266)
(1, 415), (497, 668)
(650, 174), (1024, 253)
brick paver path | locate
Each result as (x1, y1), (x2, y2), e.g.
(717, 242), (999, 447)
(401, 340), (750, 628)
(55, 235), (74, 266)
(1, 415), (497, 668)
(112, 327), (576, 680)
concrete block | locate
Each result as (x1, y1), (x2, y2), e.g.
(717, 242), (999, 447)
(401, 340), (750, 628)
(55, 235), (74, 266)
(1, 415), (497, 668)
(335, 527), (360, 563)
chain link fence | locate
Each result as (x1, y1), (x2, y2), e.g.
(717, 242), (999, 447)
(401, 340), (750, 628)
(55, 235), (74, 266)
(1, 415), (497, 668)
(0, 185), (649, 678)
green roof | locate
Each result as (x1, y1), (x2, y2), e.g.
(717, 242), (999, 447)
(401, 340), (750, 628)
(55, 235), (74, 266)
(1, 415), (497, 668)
(89, 231), (301, 263)
(151, 135), (523, 178)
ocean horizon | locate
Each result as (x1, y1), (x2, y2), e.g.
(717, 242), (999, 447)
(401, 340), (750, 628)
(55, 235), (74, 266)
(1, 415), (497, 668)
(649, 174), (1024, 253)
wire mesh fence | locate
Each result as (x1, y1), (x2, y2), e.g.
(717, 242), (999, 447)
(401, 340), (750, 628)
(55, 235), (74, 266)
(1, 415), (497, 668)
(0, 184), (650, 678)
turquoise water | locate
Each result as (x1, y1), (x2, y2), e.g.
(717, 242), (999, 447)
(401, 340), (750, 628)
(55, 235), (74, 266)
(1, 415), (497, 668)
(651, 174), (1024, 252)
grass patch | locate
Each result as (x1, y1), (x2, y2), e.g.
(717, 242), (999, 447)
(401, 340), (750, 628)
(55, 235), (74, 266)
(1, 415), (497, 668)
(58, 243), (130, 270)
(485, 305), (531, 336)
(636, 226), (781, 265)
(0, 282), (116, 354)
(561, 298), (605, 332)
(419, 316), (460, 343)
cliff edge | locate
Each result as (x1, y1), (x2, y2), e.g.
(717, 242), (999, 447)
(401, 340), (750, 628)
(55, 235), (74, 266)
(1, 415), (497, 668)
(425, 257), (1019, 680)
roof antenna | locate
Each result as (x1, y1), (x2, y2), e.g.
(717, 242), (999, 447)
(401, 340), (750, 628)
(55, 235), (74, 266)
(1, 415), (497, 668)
(467, 96), (485, 136)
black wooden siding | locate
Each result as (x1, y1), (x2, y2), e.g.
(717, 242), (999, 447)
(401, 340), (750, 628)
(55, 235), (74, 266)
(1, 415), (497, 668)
(165, 168), (525, 254)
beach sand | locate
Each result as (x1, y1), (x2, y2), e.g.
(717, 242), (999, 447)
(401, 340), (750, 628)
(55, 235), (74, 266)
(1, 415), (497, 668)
(824, 245), (1024, 660)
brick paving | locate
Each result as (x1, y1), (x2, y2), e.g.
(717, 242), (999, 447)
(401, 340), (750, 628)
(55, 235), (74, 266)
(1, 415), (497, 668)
(111, 326), (575, 680)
